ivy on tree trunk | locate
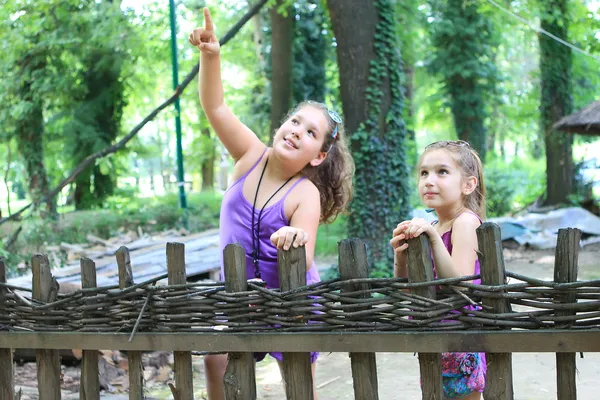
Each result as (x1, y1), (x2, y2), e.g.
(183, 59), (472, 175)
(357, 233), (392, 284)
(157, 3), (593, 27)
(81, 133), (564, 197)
(329, 0), (411, 269)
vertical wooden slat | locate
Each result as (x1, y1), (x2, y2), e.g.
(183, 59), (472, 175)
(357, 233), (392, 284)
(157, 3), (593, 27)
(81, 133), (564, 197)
(406, 235), (443, 400)
(80, 257), (100, 400)
(554, 228), (581, 400)
(338, 239), (378, 400)
(32, 254), (61, 400)
(0, 257), (15, 400)
(478, 222), (514, 400)
(278, 245), (314, 400)
(116, 247), (144, 400)
(223, 243), (257, 400)
(167, 242), (194, 400)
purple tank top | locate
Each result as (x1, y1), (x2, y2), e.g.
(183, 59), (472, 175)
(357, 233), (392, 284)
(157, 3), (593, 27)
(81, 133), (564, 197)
(219, 150), (321, 289)
(433, 212), (482, 284)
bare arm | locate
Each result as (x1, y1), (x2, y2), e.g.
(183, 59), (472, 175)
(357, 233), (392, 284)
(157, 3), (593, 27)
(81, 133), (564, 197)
(428, 214), (480, 279)
(270, 183), (321, 270)
(190, 8), (263, 162)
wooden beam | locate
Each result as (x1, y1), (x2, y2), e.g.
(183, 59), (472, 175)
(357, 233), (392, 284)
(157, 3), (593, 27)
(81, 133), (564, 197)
(406, 235), (443, 400)
(167, 243), (194, 400)
(80, 258), (100, 400)
(554, 228), (581, 400)
(223, 244), (256, 400)
(278, 245), (314, 400)
(0, 257), (14, 400)
(32, 254), (62, 400)
(478, 223), (514, 400)
(116, 247), (144, 400)
(338, 239), (379, 400)
(0, 331), (599, 352)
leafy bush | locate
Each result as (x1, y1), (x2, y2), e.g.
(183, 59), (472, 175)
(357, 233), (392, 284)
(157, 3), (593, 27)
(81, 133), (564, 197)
(484, 158), (545, 217)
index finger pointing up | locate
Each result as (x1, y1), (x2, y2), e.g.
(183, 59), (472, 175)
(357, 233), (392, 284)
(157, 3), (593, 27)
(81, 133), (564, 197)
(203, 7), (214, 31)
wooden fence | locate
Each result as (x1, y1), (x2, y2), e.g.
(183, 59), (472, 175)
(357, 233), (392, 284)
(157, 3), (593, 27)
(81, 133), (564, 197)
(0, 223), (599, 399)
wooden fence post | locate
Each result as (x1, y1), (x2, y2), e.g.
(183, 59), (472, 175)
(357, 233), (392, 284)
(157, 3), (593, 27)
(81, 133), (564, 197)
(406, 235), (443, 400)
(0, 257), (14, 400)
(80, 257), (100, 400)
(167, 242), (194, 400)
(338, 239), (379, 400)
(278, 245), (314, 400)
(554, 228), (581, 400)
(116, 247), (144, 400)
(478, 222), (514, 400)
(223, 244), (257, 400)
(32, 254), (61, 400)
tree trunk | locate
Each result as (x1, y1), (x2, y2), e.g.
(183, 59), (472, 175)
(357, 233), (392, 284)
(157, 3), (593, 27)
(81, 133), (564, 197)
(540, 0), (573, 205)
(329, 0), (411, 266)
(15, 54), (54, 216)
(201, 128), (215, 191)
(269, 0), (294, 135)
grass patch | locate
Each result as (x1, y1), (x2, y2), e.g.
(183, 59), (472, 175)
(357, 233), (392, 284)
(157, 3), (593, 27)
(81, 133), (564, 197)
(315, 216), (347, 257)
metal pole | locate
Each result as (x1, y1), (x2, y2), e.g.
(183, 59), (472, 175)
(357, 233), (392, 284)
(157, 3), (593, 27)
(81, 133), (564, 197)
(169, 0), (188, 223)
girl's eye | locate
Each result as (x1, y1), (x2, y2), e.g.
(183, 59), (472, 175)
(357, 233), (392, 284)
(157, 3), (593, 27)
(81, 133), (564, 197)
(291, 119), (298, 125)
(438, 169), (448, 175)
(420, 170), (428, 177)
(308, 130), (315, 137)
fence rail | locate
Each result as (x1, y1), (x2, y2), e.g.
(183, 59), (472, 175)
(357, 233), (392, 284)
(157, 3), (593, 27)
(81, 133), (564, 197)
(0, 223), (598, 400)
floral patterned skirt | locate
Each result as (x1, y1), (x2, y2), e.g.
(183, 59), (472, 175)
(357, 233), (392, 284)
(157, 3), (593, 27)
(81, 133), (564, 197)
(441, 352), (486, 398)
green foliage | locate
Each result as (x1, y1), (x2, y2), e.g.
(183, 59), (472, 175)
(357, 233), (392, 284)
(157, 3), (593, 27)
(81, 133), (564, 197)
(314, 215), (346, 257)
(348, 0), (411, 271)
(292, 0), (328, 103)
(484, 157), (545, 217)
(428, 0), (501, 161)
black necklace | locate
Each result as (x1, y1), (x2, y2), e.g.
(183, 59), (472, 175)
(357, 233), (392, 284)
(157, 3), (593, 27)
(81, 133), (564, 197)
(251, 156), (294, 279)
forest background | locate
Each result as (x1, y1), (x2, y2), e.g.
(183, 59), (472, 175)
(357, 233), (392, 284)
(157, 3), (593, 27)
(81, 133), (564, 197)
(1, 0), (599, 278)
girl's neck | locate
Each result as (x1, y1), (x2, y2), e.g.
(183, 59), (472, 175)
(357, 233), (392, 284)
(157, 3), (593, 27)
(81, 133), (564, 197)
(435, 204), (468, 227)
(264, 149), (302, 182)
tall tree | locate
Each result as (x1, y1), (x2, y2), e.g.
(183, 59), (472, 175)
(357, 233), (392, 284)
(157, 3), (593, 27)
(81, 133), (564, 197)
(429, 0), (500, 161)
(269, 1), (295, 134)
(328, 0), (410, 266)
(539, 0), (573, 205)
(69, 1), (128, 209)
(293, 0), (328, 103)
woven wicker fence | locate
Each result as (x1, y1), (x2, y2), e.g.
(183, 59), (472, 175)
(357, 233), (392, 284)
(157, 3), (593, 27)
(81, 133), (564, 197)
(0, 223), (597, 400)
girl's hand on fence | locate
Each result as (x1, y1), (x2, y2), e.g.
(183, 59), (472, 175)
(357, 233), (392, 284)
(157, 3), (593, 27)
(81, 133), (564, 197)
(403, 218), (435, 240)
(270, 227), (309, 251)
(188, 7), (220, 56)
(390, 220), (411, 253)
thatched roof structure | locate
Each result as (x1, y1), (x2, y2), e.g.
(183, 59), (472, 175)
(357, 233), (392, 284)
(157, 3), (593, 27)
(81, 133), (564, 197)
(553, 100), (600, 135)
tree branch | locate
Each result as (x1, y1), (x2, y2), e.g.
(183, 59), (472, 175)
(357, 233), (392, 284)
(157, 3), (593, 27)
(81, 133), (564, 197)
(0, 0), (269, 227)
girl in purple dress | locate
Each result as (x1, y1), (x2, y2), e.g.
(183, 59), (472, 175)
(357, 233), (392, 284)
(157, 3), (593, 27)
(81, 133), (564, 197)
(390, 140), (487, 399)
(189, 8), (354, 400)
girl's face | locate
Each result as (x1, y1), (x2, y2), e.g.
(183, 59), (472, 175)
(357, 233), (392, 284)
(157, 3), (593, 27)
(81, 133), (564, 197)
(418, 149), (473, 211)
(272, 105), (328, 168)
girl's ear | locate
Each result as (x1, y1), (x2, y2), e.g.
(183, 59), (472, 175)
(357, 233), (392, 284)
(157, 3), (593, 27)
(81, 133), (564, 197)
(310, 151), (327, 167)
(463, 176), (478, 195)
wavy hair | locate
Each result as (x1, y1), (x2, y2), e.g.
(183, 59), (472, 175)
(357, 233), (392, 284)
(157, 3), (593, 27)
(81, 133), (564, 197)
(283, 101), (355, 223)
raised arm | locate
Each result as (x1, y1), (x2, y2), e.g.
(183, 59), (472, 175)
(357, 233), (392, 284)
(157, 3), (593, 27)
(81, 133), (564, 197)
(189, 8), (263, 162)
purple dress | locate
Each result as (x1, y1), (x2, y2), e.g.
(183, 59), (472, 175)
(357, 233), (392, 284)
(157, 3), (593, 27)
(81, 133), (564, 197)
(434, 217), (487, 397)
(219, 149), (320, 363)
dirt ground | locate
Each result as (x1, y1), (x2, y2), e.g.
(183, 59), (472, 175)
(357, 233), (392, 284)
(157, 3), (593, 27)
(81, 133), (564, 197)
(13, 243), (600, 399)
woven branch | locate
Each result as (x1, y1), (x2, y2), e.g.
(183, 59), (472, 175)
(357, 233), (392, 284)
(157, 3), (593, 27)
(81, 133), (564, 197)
(2, 274), (600, 333)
